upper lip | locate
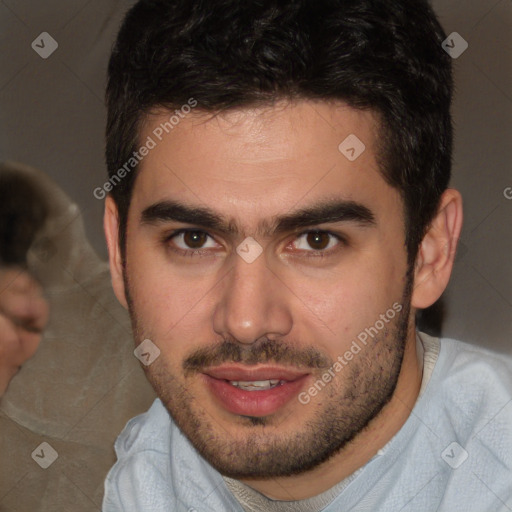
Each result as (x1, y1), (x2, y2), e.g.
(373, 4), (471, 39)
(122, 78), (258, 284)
(202, 364), (310, 382)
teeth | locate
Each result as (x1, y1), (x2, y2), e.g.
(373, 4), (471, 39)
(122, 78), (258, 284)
(229, 379), (283, 391)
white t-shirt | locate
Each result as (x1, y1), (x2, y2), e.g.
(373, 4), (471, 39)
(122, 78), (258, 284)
(103, 333), (512, 511)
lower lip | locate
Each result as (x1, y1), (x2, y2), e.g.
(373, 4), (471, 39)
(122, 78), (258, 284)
(203, 374), (309, 417)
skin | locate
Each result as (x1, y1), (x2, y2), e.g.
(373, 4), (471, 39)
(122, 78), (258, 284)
(0, 267), (49, 396)
(105, 100), (463, 500)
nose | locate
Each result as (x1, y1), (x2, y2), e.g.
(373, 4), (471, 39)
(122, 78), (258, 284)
(212, 251), (293, 345)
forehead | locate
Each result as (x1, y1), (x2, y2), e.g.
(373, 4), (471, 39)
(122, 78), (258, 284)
(141, 99), (378, 166)
(131, 100), (399, 231)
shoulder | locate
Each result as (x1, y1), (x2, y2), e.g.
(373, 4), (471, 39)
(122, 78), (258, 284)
(103, 399), (178, 511)
(103, 398), (241, 512)
(426, 337), (512, 491)
(435, 337), (512, 399)
(333, 337), (512, 510)
(113, 398), (172, 457)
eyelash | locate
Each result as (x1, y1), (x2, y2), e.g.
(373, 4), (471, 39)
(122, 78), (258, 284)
(162, 229), (347, 259)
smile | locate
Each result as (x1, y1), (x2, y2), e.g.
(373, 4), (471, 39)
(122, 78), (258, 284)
(201, 365), (311, 417)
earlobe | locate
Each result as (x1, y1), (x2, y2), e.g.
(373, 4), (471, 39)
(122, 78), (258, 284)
(104, 196), (129, 309)
(411, 189), (463, 309)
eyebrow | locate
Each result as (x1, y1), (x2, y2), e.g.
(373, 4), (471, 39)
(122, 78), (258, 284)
(141, 198), (376, 237)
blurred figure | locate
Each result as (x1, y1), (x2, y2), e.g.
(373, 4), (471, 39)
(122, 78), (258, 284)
(0, 164), (50, 396)
(0, 268), (49, 395)
(0, 161), (156, 511)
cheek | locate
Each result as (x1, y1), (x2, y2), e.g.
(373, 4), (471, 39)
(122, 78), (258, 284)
(287, 251), (405, 348)
(125, 242), (219, 339)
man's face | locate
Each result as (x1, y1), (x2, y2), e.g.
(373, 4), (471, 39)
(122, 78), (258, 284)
(121, 100), (413, 478)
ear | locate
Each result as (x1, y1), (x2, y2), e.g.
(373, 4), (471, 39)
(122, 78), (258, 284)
(104, 196), (129, 309)
(411, 189), (463, 309)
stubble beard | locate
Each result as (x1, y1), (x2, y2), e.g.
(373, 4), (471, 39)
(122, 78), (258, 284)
(124, 268), (413, 479)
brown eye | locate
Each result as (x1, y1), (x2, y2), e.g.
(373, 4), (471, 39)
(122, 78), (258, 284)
(182, 231), (208, 248)
(168, 230), (217, 252)
(306, 231), (331, 250)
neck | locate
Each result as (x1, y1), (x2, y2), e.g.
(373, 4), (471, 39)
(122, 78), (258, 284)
(239, 325), (423, 501)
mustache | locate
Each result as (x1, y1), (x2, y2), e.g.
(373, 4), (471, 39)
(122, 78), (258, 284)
(183, 338), (332, 373)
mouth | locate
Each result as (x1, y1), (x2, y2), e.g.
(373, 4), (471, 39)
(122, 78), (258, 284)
(201, 365), (311, 417)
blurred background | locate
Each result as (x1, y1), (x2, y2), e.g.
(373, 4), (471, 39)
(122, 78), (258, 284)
(0, 0), (511, 509)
